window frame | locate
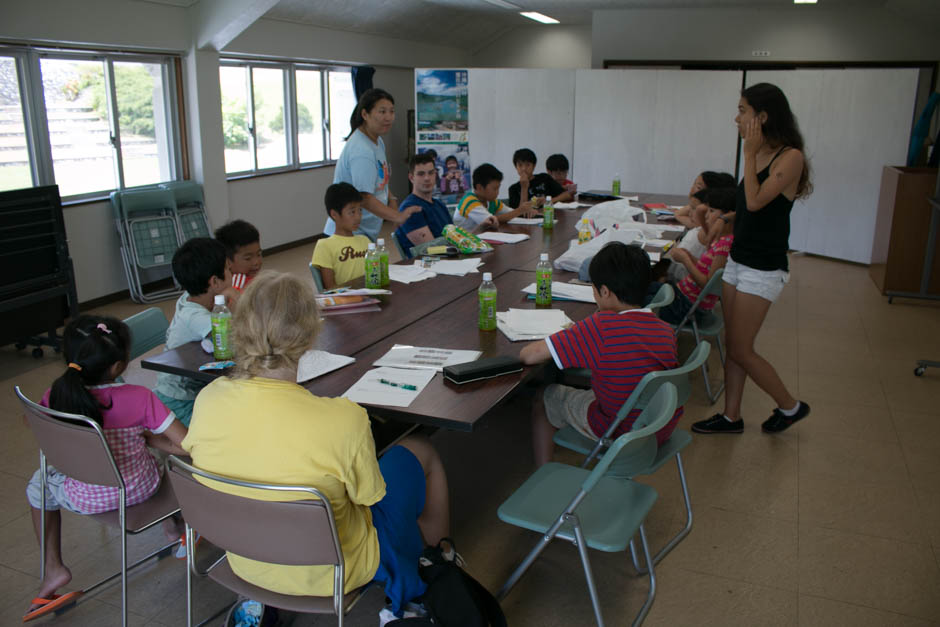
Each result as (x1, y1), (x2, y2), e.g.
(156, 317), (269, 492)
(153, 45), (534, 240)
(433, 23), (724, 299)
(219, 57), (354, 180)
(0, 44), (184, 204)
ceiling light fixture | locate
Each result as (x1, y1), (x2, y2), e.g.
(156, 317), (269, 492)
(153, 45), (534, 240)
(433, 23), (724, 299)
(481, 0), (521, 9)
(794, 0), (818, 4)
(520, 11), (560, 24)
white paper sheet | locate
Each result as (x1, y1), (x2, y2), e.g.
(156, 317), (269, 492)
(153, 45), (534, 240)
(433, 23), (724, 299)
(389, 264), (436, 284)
(426, 258), (483, 276)
(552, 201), (588, 209)
(478, 232), (530, 244)
(342, 366), (437, 407)
(648, 251), (661, 262)
(657, 224), (685, 232)
(320, 288), (393, 296)
(372, 344), (482, 371)
(296, 350), (355, 383)
(643, 239), (674, 248)
(497, 309), (575, 342)
(508, 217), (558, 225)
(521, 282), (596, 303)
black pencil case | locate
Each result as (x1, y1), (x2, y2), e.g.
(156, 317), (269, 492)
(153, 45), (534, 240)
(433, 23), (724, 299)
(443, 356), (524, 384)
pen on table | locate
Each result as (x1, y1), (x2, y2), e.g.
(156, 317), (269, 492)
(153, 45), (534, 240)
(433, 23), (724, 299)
(379, 378), (418, 391)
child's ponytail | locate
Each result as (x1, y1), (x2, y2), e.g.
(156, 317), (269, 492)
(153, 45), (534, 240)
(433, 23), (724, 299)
(48, 316), (131, 425)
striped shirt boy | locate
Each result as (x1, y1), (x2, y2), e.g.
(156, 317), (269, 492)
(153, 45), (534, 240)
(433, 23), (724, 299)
(452, 191), (509, 231)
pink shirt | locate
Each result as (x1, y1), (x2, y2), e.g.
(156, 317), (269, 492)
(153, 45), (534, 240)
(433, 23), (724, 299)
(678, 234), (733, 311)
(41, 383), (175, 514)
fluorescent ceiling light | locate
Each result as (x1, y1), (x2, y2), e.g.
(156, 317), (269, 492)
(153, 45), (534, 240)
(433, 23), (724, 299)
(520, 11), (560, 24)
(794, 0), (817, 3)
(481, 0), (520, 9)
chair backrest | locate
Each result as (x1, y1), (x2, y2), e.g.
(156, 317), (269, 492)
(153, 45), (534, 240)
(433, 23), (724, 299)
(583, 383), (677, 490)
(648, 283), (674, 312)
(309, 262), (324, 293)
(160, 181), (204, 208)
(166, 456), (343, 568)
(15, 386), (123, 488)
(689, 267), (724, 309)
(124, 307), (170, 360)
(117, 188), (178, 218)
(392, 232), (409, 260)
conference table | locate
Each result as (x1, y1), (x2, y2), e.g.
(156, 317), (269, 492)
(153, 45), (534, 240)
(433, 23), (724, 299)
(142, 191), (688, 435)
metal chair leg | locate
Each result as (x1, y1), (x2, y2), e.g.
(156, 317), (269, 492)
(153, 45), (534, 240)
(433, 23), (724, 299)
(498, 517), (566, 601)
(186, 524), (194, 627)
(572, 517), (604, 627)
(651, 453), (693, 565)
(633, 525), (656, 627)
(120, 490), (127, 627)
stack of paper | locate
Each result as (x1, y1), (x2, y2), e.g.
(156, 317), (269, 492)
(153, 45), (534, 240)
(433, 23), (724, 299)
(317, 296), (382, 316)
(497, 308), (574, 342)
(643, 238), (674, 248)
(373, 344), (481, 371)
(342, 366), (437, 408)
(426, 258), (483, 276)
(658, 224), (686, 232)
(297, 350), (355, 383)
(553, 201), (588, 209)
(521, 282), (595, 303)
(478, 232), (529, 244)
(389, 264), (436, 284)
(508, 217), (557, 226)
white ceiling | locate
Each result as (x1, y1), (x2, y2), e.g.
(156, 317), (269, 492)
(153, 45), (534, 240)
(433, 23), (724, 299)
(134, 0), (940, 51)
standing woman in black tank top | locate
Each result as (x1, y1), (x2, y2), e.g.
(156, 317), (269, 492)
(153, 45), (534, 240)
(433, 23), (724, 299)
(693, 83), (812, 435)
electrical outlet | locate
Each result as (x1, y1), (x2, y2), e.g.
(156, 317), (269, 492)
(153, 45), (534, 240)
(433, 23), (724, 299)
(751, 50), (771, 57)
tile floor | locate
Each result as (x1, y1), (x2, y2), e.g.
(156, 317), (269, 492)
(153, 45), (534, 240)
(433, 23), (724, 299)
(1, 243), (939, 626)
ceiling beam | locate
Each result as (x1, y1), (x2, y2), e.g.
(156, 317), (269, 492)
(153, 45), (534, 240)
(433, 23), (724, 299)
(191, 0), (280, 50)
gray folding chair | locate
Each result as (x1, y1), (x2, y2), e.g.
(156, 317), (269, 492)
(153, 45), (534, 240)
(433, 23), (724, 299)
(123, 307), (170, 361)
(15, 386), (180, 627)
(309, 262), (325, 293)
(498, 384), (679, 627)
(166, 455), (367, 627)
(670, 268), (726, 404)
(161, 181), (212, 242)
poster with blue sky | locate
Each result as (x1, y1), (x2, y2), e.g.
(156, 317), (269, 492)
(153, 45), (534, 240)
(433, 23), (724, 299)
(416, 69), (468, 132)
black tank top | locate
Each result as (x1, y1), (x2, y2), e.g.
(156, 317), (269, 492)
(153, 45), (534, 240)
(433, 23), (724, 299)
(730, 148), (794, 272)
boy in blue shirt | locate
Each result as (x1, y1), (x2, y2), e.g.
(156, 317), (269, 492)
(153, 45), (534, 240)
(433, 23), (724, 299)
(395, 153), (497, 257)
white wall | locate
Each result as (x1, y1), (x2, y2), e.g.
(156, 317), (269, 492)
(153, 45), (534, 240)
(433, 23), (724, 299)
(470, 25), (592, 69)
(592, 8), (940, 67)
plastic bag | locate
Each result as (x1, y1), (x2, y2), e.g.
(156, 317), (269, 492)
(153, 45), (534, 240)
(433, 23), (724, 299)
(443, 225), (493, 254)
(554, 229), (643, 273)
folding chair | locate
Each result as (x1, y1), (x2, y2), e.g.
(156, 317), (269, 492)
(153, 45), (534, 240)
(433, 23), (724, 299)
(309, 262), (325, 293)
(166, 455), (368, 627)
(110, 188), (182, 304)
(648, 282), (674, 313)
(554, 341), (710, 570)
(497, 384), (679, 627)
(123, 307), (170, 361)
(670, 268), (726, 404)
(15, 386), (180, 627)
(391, 231), (410, 260)
(161, 181), (212, 242)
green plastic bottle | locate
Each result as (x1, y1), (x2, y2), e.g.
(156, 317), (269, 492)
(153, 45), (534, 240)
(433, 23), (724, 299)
(364, 243), (382, 289)
(612, 173), (621, 196)
(536, 253), (552, 307)
(478, 272), (497, 331)
(210, 294), (233, 360)
(542, 202), (554, 230)
(376, 238), (390, 287)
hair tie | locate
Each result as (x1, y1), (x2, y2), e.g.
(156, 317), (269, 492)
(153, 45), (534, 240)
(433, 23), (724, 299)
(68, 362), (82, 372)
(96, 323), (112, 334)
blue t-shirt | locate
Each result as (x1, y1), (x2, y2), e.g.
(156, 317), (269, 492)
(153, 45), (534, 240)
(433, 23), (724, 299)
(326, 129), (390, 241)
(393, 194), (453, 258)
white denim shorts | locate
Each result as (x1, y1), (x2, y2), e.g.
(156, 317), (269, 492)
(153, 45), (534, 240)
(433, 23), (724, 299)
(723, 258), (790, 303)
(26, 466), (85, 513)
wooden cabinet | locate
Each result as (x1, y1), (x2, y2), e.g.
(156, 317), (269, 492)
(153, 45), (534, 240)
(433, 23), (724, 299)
(869, 166), (940, 295)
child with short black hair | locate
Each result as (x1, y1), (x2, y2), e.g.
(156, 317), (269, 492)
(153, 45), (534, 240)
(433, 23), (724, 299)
(153, 237), (230, 426)
(439, 155), (467, 196)
(312, 183), (371, 290)
(215, 219), (262, 293)
(453, 163), (532, 230)
(23, 315), (188, 621)
(508, 148), (573, 209)
(521, 242), (681, 467)
(546, 153), (577, 195)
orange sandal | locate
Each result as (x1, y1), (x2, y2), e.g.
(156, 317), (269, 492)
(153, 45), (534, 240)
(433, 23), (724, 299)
(23, 591), (82, 622)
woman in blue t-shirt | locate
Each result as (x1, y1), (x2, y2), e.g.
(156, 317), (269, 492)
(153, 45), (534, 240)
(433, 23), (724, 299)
(326, 88), (419, 241)
(693, 83), (813, 436)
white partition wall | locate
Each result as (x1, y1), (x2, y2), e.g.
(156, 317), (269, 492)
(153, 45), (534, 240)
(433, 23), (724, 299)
(572, 69), (742, 195)
(467, 69), (576, 189)
(747, 69), (919, 263)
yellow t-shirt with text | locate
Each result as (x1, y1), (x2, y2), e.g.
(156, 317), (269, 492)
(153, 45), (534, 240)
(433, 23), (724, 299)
(182, 376), (385, 596)
(311, 234), (371, 286)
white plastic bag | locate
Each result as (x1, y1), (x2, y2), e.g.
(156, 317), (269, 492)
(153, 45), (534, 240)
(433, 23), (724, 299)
(580, 199), (648, 233)
(554, 229), (643, 273)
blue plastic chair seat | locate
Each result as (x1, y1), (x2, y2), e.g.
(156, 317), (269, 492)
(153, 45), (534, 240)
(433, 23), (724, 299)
(498, 462), (658, 553)
(553, 425), (596, 456)
(640, 429), (692, 475)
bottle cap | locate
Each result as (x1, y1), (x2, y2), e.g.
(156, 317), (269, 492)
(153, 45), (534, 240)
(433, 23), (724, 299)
(540, 253), (548, 261)
(368, 243), (376, 250)
(214, 294), (225, 305)
(377, 238), (385, 246)
(482, 272), (492, 281)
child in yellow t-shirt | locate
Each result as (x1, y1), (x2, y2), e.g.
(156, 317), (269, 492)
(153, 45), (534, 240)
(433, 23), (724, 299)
(312, 183), (372, 289)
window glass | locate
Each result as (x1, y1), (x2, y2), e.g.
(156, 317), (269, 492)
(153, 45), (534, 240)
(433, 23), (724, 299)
(328, 70), (355, 159)
(0, 57), (33, 192)
(40, 57), (117, 196)
(113, 61), (173, 187)
(295, 69), (324, 164)
(252, 67), (287, 170)
(219, 65), (251, 173)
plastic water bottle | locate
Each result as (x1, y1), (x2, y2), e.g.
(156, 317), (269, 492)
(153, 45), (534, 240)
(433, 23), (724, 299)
(578, 218), (593, 244)
(210, 294), (232, 360)
(376, 238), (390, 287)
(364, 243), (381, 288)
(542, 201), (554, 230)
(478, 272), (497, 331)
(536, 253), (552, 307)
(612, 173), (621, 196)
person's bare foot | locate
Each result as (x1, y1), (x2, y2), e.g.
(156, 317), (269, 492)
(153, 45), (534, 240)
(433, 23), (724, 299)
(27, 564), (72, 612)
